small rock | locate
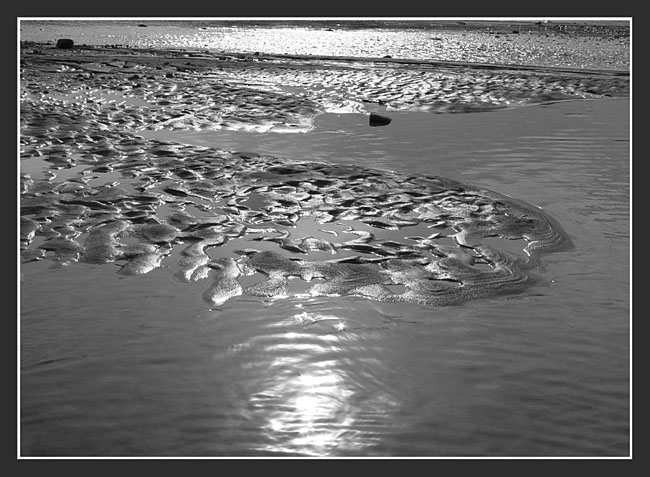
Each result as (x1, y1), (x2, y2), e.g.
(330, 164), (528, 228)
(369, 112), (392, 127)
(55, 38), (74, 49)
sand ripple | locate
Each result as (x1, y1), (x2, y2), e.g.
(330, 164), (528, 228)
(20, 135), (574, 307)
(20, 45), (628, 136)
(20, 46), (578, 307)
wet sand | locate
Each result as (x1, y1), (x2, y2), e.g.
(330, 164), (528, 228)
(20, 19), (630, 71)
(19, 42), (613, 308)
(19, 37), (630, 457)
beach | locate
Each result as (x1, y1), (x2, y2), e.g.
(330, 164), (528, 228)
(19, 20), (630, 457)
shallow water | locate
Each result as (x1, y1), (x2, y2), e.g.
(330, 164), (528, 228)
(19, 20), (630, 457)
(20, 97), (629, 457)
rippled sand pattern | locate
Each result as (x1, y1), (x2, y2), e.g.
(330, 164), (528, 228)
(210, 60), (629, 114)
(21, 45), (629, 132)
(20, 46), (583, 307)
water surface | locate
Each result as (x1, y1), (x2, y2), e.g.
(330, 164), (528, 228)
(20, 98), (630, 457)
(19, 19), (630, 457)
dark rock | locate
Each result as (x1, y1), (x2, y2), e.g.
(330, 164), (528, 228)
(55, 38), (74, 49)
(369, 112), (392, 127)
(512, 30), (520, 34)
(137, 24), (147, 27)
(383, 55), (392, 58)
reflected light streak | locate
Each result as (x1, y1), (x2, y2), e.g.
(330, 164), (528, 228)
(250, 313), (389, 456)
(260, 366), (358, 456)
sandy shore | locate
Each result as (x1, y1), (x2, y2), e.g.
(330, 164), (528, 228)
(19, 37), (630, 457)
(20, 42), (629, 134)
(20, 19), (630, 71)
(20, 42), (617, 307)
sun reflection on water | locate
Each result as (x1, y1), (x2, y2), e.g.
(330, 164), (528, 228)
(261, 369), (355, 455)
(248, 311), (392, 456)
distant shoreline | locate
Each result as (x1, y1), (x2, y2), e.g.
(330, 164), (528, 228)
(19, 18), (629, 73)
(19, 40), (630, 77)
(19, 19), (631, 36)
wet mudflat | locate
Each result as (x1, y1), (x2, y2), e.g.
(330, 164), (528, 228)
(19, 36), (629, 457)
(20, 45), (590, 309)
